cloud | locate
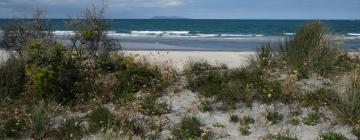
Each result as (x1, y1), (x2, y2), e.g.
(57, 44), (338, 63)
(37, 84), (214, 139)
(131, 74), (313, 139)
(0, 0), (187, 8)
(112, 0), (186, 7)
(0, 0), (189, 18)
(0, 0), (358, 19)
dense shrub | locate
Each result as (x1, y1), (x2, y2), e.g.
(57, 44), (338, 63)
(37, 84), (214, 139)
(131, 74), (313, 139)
(229, 115), (240, 122)
(239, 116), (255, 136)
(1, 117), (28, 138)
(303, 112), (321, 126)
(320, 132), (348, 140)
(111, 55), (168, 99)
(0, 56), (25, 99)
(278, 21), (342, 77)
(240, 116), (255, 125)
(184, 61), (228, 97)
(25, 41), (79, 103)
(251, 21), (350, 79)
(60, 117), (83, 140)
(87, 106), (113, 133)
(266, 111), (283, 124)
(30, 101), (61, 140)
(184, 61), (284, 108)
(172, 116), (204, 139)
(299, 88), (337, 110)
(0, 4), (176, 107)
(352, 126), (360, 139)
(141, 94), (169, 116)
(228, 68), (284, 104)
(0, 5), (176, 139)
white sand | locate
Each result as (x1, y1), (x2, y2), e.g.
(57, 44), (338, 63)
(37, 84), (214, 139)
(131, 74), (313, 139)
(0, 49), (9, 64)
(122, 50), (256, 71)
(159, 87), (356, 140)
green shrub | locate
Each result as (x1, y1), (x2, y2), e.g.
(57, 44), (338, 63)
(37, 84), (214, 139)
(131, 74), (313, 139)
(335, 54), (360, 72)
(251, 21), (350, 79)
(87, 106), (113, 133)
(114, 64), (165, 94)
(30, 101), (60, 140)
(0, 56), (25, 99)
(184, 61), (228, 98)
(1, 117), (28, 138)
(278, 21), (342, 77)
(72, 57), (98, 103)
(320, 132), (348, 140)
(266, 112), (283, 124)
(230, 115), (240, 123)
(289, 118), (301, 126)
(296, 67), (311, 79)
(172, 116), (204, 139)
(300, 88), (336, 110)
(352, 126), (360, 139)
(240, 116), (255, 125)
(141, 94), (169, 116)
(112, 55), (168, 99)
(228, 68), (284, 104)
(303, 112), (321, 126)
(185, 61), (284, 108)
(25, 41), (79, 103)
(239, 116), (255, 136)
(240, 126), (251, 136)
(60, 117), (83, 140)
(220, 68), (256, 107)
(199, 99), (213, 112)
(114, 92), (136, 106)
(252, 43), (275, 69)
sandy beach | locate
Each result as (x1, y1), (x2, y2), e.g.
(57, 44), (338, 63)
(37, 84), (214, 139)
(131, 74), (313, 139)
(123, 50), (256, 71)
(0, 50), (256, 70)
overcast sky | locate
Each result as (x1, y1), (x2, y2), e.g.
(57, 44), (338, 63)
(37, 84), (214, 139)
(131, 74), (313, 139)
(0, 0), (359, 19)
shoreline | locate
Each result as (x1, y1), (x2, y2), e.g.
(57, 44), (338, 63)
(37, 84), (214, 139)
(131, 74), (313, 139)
(121, 48), (257, 52)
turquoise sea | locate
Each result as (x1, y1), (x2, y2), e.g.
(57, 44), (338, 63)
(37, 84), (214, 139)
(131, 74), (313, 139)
(1, 19), (360, 51)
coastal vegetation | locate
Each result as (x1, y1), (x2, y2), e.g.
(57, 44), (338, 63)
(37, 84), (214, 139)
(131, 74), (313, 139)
(0, 6), (359, 140)
(0, 6), (176, 139)
(183, 21), (360, 139)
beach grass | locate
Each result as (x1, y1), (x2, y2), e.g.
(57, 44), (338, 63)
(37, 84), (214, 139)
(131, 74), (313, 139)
(1, 5), (360, 140)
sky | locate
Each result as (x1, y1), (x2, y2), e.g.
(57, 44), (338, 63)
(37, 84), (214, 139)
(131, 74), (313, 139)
(0, 0), (359, 19)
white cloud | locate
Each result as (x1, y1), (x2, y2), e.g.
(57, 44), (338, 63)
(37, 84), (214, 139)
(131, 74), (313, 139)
(108, 0), (187, 7)
(0, 0), (187, 7)
(0, 0), (190, 18)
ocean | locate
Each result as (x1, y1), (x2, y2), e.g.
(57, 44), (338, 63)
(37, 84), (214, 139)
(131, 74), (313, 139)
(1, 19), (360, 51)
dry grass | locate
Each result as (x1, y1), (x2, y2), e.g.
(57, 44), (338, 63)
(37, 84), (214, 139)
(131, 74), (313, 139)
(329, 69), (360, 124)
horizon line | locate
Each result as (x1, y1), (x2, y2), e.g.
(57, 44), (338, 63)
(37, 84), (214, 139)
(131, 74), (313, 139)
(0, 18), (359, 20)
